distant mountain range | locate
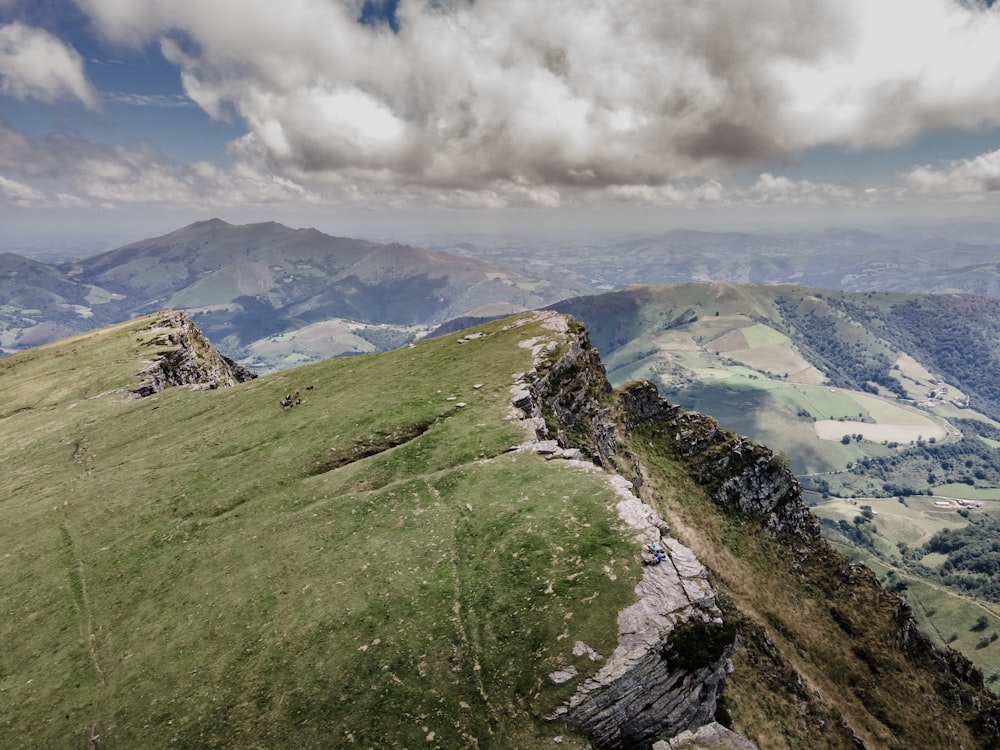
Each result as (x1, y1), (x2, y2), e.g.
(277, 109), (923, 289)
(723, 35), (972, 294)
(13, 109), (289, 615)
(0, 219), (591, 370)
(7, 218), (1000, 374)
(432, 222), (1000, 296)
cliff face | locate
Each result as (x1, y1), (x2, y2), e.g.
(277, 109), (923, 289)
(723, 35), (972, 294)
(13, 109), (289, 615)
(515, 313), (1000, 750)
(618, 381), (816, 537)
(131, 311), (257, 397)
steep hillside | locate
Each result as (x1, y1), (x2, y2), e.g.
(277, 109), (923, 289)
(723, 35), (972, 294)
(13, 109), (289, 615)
(3, 311), (999, 748)
(549, 283), (1000, 688)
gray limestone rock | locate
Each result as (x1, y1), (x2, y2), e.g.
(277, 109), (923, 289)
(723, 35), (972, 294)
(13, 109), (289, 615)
(131, 311), (256, 398)
(662, 721), (759, 749)
(508, 314), (754, 750)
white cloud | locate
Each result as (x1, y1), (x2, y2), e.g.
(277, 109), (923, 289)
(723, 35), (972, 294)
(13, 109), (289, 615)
(904, 149), (1000, 197)
(604, 181), (728, 207)
(748, 174), (859, 205)
(0, 174), (45, 204)
(68, 0), (1000, 205)
(0, 22), (100, 109)
(8, 0), (1000, 216)
(0, 123), (324, 210)
(103, 92), (196, 108)
(772, 1), (1000, 149)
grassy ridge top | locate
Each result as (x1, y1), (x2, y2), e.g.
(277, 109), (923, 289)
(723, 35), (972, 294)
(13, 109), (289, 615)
(1, 313), (639, 748)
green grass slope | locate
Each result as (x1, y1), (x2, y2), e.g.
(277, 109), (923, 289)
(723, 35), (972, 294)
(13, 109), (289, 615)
(0, 313), (639, 748)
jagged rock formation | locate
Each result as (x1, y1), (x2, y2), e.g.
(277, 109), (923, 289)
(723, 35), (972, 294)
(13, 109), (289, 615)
(549, 475), (738, 749)
(131, 311), (257, 397)
(508, 314), (618, 467)
(618, 381), (816, 537)
(656, 722), (758, 750)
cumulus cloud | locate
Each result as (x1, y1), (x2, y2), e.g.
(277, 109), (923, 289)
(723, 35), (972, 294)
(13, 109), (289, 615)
(904, 149), (1000, 196)
(66, 0), (1000, 201)
(0, 0), (997, 215)
(0, 174), (45, 204)
(0, 22), (100, 109)
(0, 122), (322, 209)
(747, 174), (859, 205)
(0, 111), (945, 218)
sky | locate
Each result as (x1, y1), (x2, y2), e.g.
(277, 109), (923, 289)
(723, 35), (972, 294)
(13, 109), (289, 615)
(2, 0), (1000, 245)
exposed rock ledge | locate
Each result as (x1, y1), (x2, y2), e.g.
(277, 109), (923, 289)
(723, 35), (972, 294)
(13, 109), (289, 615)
(506, 312), (756, 750)
(655, 722), (758, 750)
(131, 311), (257, 398)
(549, 474), (741, 750)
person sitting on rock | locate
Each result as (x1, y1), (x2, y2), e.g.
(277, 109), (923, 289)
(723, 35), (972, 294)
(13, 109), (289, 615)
(642, 543), (663, 565)
(650, 540), (665, 563)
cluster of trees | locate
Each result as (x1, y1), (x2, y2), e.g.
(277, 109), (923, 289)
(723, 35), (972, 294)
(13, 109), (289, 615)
(845, 422), (1000, 496)
(773, 296), (907, 398)
(921, 515), (1000, 604)
(819, 514), (879, 555)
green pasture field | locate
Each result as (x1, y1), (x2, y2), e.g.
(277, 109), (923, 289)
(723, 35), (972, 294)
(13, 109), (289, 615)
(932, 484), (1000, 501)
(771, 385), (871, 421)
(814, 497), (969, 554)
(851, 392), (939, 426)
(723, 345), (817, 381)
(0, 313), (642, 748)
(740, 322), (789, 348)
(685, 314), (755, 345)
(650, 328), (702, 351)
(920, 552), (949, 567)
(893, 353), (939, 398)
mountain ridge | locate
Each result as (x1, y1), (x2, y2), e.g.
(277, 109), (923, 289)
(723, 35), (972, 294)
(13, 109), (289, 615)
(1, 219), (592, 369)
(3, 310), (1000, 747)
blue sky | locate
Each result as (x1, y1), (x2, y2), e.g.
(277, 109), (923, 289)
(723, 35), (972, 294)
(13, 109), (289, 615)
(2, 0), (1000, 243)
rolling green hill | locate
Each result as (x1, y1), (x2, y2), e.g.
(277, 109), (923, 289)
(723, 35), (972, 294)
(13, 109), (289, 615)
(1, 311), (642, 748)
(551, 283), (1000, 494)
(4, 311), (1000, 748)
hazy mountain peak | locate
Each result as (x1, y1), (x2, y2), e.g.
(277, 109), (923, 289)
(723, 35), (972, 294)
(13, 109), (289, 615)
(185, 217), (232, 230)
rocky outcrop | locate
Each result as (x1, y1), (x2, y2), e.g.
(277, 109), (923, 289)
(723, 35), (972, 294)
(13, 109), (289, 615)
(131, 311), (257, 397)
(549, 475), (741, 749)
(619, 380), (816, 537)
(507, 312), (617, 467)
(656, 722), (758, 750)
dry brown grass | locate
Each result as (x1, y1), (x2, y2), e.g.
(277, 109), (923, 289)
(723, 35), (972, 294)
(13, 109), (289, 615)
(623, 409), (1000, 750)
